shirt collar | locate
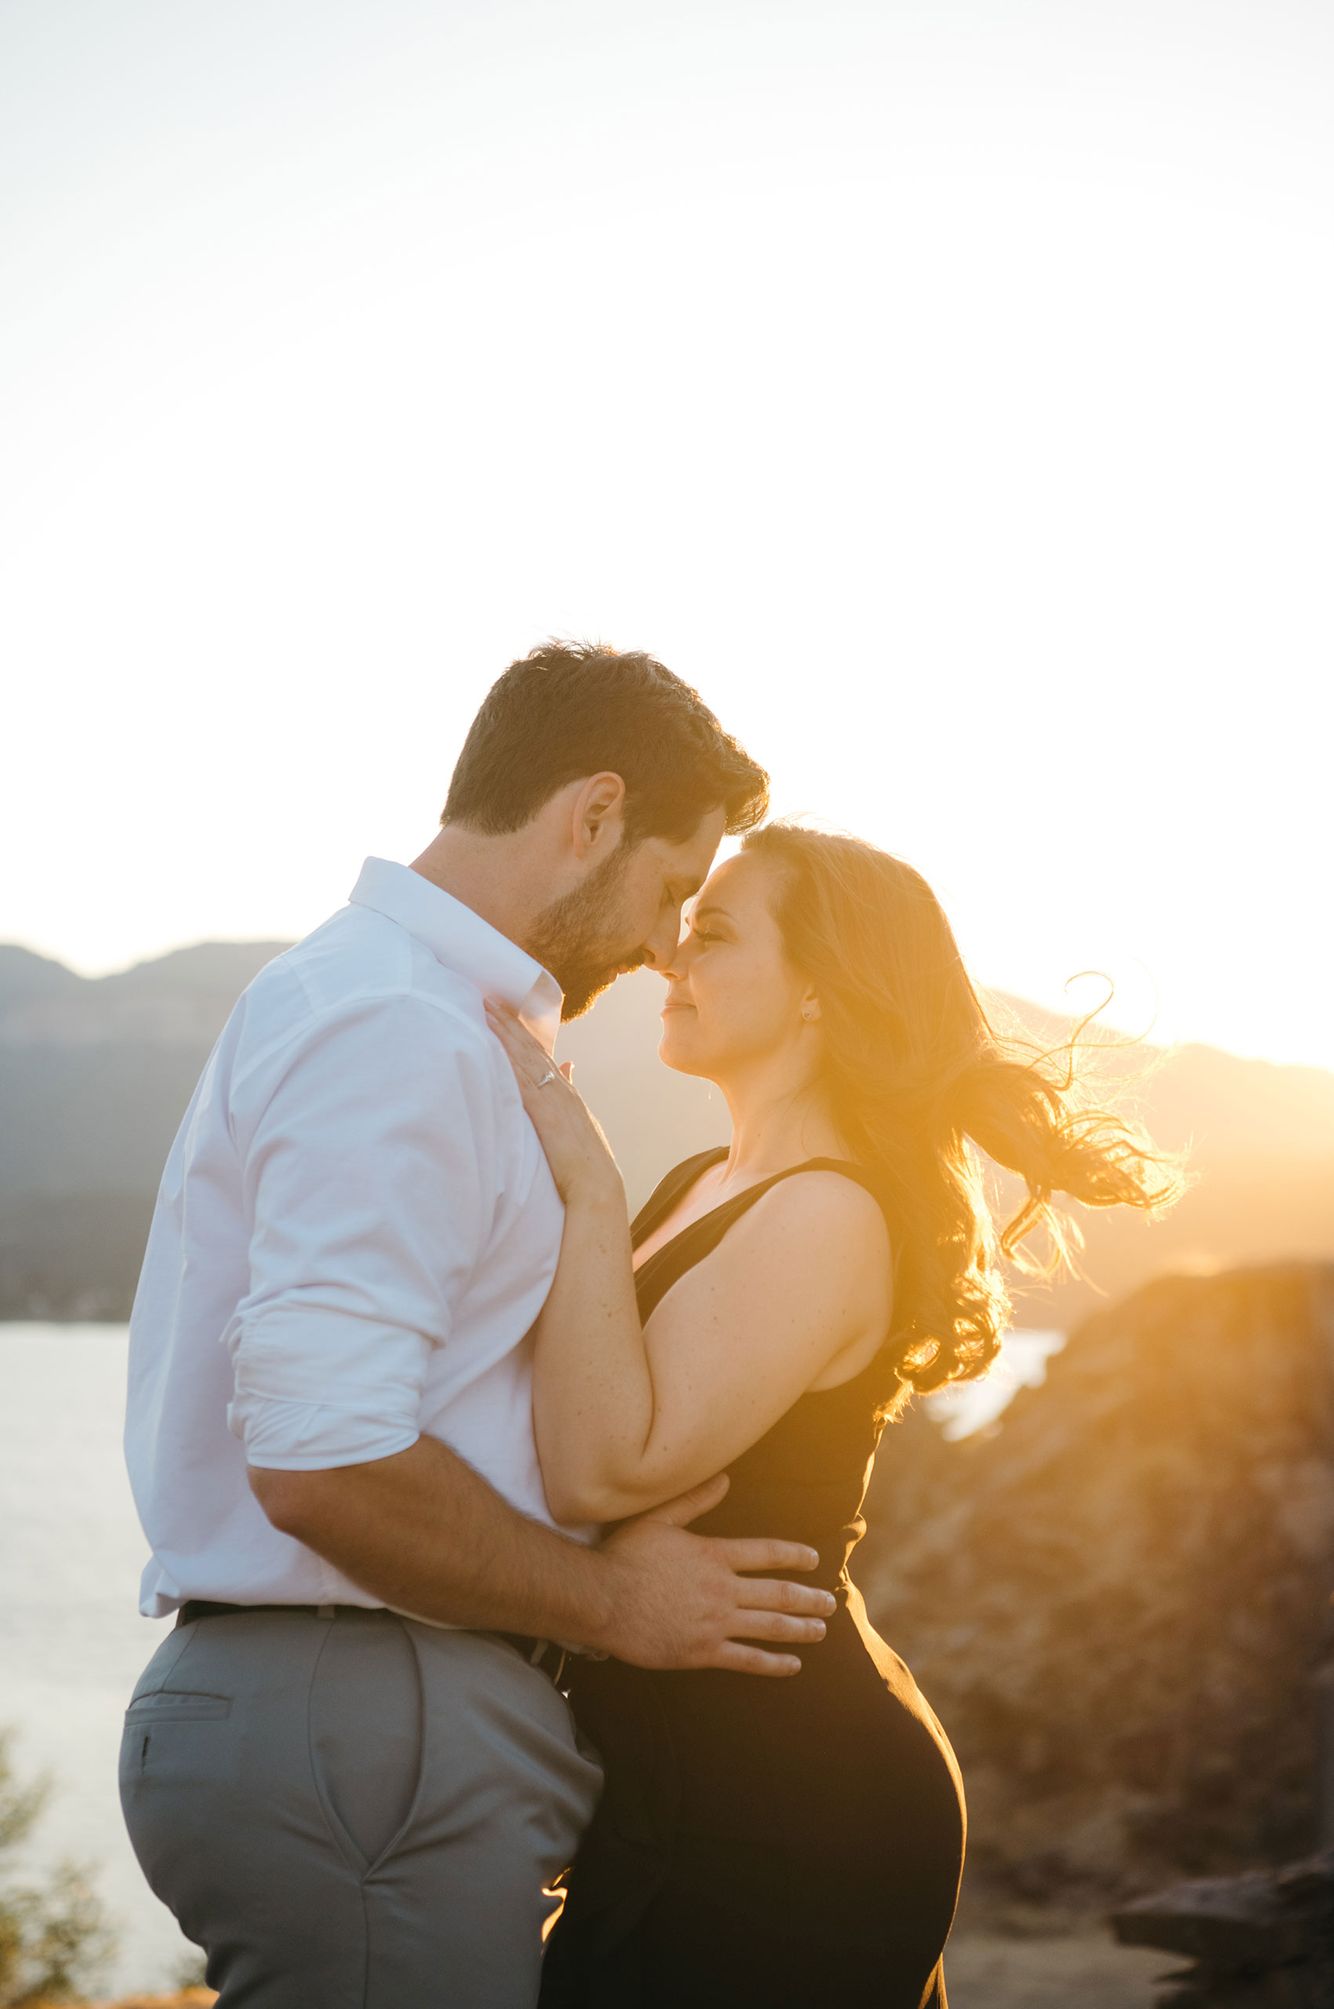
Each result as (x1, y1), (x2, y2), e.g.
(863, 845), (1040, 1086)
(348, 857), (563, 1054)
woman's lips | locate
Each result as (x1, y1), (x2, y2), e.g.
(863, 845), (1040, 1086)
(661, 1000), (695, 1014)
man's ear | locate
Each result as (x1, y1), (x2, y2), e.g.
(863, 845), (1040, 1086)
(571, 771), (628, 861)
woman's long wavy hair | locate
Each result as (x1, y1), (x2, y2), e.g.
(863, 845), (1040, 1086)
(742, 823), (1186, 1413)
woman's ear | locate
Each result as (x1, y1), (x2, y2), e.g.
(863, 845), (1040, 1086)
(800, 994), (821, 1024)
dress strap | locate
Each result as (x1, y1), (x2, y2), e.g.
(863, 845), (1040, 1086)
(708, 1160), (892, 1268)
(633, 1150), (889, 1262)
(755, 1157), (887, 1210)
(630, 1149), (894, 1336)
(630, 1145), (729, 1245)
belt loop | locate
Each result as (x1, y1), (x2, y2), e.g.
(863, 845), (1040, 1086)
(316, 1603), (337, 1619)
(534, 1642), (568, 1688)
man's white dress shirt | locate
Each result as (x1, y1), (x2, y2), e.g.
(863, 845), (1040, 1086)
(125, 857), (584, 1619)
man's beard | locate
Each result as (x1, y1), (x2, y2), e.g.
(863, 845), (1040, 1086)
(527, 847), (644, 1020)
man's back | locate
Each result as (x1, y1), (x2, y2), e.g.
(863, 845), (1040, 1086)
(125, 856), (573, 1619)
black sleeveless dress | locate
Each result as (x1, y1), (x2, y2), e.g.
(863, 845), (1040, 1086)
(539, 1148), (967, 2009)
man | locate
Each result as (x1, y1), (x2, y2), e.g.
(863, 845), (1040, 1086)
(120, 642), (834, 2007)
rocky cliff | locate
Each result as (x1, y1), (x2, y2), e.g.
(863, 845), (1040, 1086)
(860, 1263), (1334, 1902)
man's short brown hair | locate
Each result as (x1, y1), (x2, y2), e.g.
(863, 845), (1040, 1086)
(442, 641), (768, 845)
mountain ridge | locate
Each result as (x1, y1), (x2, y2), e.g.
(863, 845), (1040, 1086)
(2, 938), (1330, 1327)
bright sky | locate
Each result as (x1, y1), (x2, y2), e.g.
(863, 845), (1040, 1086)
(4, 1), (1331, 1069)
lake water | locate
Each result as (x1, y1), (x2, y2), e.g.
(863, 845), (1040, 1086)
(1, 1320), (1063, 1996)
(1, 1325), (189, 1995)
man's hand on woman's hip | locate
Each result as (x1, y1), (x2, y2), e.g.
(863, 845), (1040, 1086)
(596, 1472), (834, 1676)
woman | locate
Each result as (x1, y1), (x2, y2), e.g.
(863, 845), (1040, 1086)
(487, 823), (1182, 2009)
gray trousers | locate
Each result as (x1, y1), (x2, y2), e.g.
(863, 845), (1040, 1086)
(118, 1607), (603, 2008)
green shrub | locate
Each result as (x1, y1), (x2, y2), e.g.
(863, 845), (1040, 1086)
(0, 1730), (115, 2006)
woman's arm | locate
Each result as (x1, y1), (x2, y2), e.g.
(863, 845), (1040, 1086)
(486, 1006), (891, 1524)
(536, 1172), (891, 1523)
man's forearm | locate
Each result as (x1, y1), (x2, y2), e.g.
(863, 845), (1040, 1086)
(249, 1435), (617, 1649)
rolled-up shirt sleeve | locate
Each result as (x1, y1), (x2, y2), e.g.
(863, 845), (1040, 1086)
(223, 991), (493, 1470)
